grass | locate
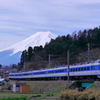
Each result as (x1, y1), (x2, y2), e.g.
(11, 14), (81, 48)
(8, 80), (67, 94)
(0, 93), (33, 98)
(4, 80), (100, 100)
(0, 92), (59, 100)
(0, 97), (26, 100)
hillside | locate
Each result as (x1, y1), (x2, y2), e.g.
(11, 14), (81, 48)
(76, 48), (100, 63)
(16, 26), (100, 71)
(20, 48), (100, 71)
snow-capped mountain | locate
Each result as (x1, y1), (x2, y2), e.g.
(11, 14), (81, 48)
(0, 31), (58, 65)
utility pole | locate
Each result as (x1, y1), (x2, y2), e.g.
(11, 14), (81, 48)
(48, 54), (51, 68)
(23, 50), (27, 71)
(67, 50), (70, 84)
(24, 62), (26, 71)
(88, 43), (90, 63)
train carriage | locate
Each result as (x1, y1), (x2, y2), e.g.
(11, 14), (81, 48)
(8, 60), (100, 80)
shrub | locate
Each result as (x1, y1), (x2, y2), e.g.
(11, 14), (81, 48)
(60, 90), (79, 100)
(46, 93), (54, 97)
(60, 90), (100, 100)
(32, 94), (41, 97)
(77, 92), (89, 100)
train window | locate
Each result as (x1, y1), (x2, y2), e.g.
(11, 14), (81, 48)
(84, 67), (87, 71)
(61, 70), (63, 72)
(91, 66), (95, 70)
(98, 61), (100, 63)
(70, 69), (73, 72)
(60, 69), (64, 72)
(57, 70), (59, 73)
(77, 68), (79, 71)
(30, 73), (33, 75)
(87, 67), (90, 70)
(81, 68), (83, 71)
(48, 71), (53, 73)
(73, 69), (75, 72)
(72, 69), (74, 72)
(76, 68), (78, 71)
(48, 69), (65, 73)
(65, 69), (67, 72)
(74, 68), (76, 71)
(10, 74), (14, 76)
(74, 68), (77, 71)
(77, 68), (80, 71)
(23, 74), (28, 75)
(59, 70), (61, 72)
(52, 71), (54, 73)
(72, 69), (75, 72)
(36, 72), (45, 74)
(55, 71), (57, 73)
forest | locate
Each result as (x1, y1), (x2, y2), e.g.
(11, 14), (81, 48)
(18, 26), (100, 71)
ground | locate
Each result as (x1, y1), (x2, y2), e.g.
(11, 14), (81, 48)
(0, 80), (100, 100)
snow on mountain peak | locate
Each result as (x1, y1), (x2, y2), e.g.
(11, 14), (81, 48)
(0, 31), (58, 55)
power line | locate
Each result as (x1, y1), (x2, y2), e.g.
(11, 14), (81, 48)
(88, 43), (90, 62)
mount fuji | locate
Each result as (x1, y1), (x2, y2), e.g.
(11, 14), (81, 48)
(0, 31), (58, 65)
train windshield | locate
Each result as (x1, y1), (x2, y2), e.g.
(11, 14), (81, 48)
(95, 60), (100, 63)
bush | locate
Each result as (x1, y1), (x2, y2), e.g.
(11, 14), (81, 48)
(60, 90), (79, 100)
(60, 90), (100, 100)
(46, 93), (54, 97)
(32, 94), (41, 97)
(77, 92), (89, 100)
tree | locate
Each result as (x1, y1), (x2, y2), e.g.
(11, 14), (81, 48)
(11, 64), (17, 69)
(34, 45), (43, 52)
(28, 46), (33, 61)
(0, 64), (2, 68)
(20, 50), (28, 63)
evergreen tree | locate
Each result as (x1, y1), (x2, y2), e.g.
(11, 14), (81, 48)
(0, 64), (2, 68)
(28, 46), (33, 61)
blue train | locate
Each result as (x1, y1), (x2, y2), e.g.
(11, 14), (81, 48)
(8, 60), (100, 80)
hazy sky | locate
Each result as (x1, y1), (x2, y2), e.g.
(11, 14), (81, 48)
(0, 0), (100, 50)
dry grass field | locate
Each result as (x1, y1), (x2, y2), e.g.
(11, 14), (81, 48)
(0, 80), (100, 100)
(0, 80), (68, 100)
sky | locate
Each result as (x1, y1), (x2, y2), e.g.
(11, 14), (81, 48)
(0, 0), (100, 50)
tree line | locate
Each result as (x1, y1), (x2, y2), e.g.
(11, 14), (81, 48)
(18, 26), (100, 70)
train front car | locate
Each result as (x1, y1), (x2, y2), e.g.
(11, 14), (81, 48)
(69, 60), (100, 80)
(94, 60), (100, 79)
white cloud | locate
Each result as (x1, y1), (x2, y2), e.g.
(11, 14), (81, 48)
(0, 0), (100, 49)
